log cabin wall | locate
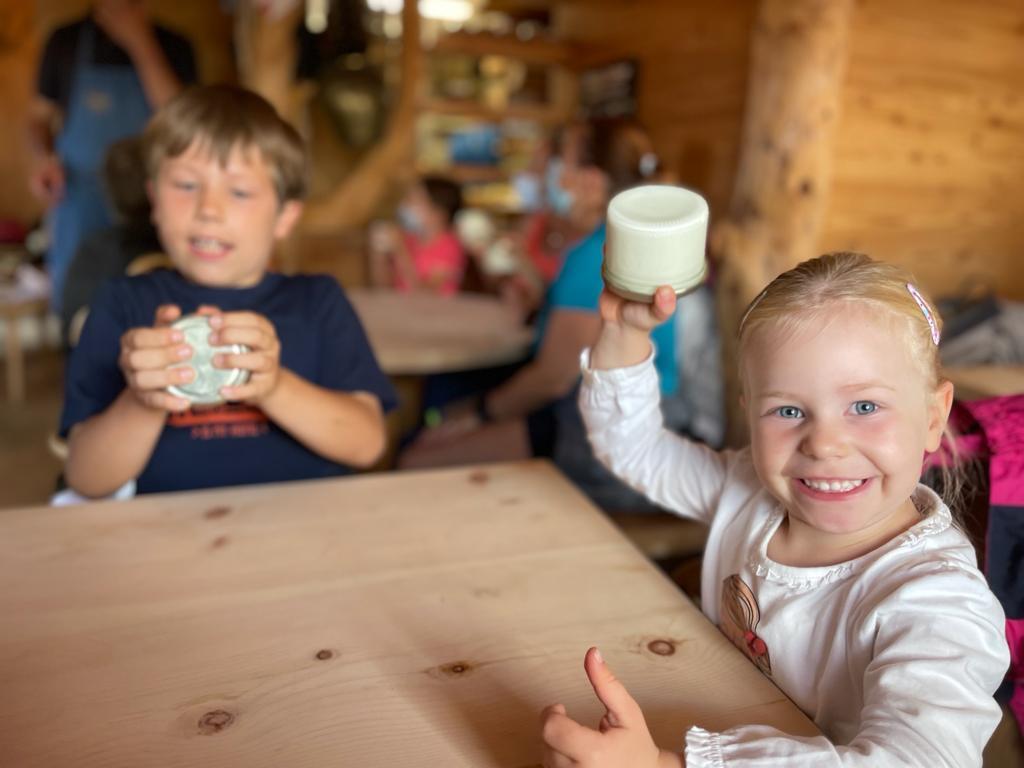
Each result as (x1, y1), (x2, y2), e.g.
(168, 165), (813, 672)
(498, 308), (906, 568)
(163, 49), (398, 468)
(555, 0), (1024, 301)
(819, 0), (1024, 300)
(0, 0), (233, 227)
(552, 0), (758, 219)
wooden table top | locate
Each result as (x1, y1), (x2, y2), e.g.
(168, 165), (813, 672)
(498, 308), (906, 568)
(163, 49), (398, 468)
(348, 288), (533, 375)
(0, 462), (816, 767)
(946, 364), (1024, 400)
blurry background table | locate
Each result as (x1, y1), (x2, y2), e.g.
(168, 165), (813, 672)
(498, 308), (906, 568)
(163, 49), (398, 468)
(946, 365), (1024, 400)
(348, 288), (532, 376)
(0, 461), (816, 768)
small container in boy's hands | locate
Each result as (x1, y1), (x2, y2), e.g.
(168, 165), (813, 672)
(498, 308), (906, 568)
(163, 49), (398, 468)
(603, 184), (709, 301)
(166, 314), (250, 405)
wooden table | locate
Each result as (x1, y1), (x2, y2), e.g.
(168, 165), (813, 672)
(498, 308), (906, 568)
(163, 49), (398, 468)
(348, 288), (533, 376)
(946, 365), (1024, 400)
(0, 293), (48, 403)
(0, 462), (816, 767)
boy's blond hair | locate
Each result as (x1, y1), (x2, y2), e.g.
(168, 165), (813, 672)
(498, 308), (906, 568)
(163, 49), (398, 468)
(142, 85), (307, 204)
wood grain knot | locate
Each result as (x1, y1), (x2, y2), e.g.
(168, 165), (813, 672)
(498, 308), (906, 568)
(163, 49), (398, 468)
(468, 470), (489, 485)
(204, 506), (231, 520)
(647, 639), (676, 656)
(315, 649), (334, 661)
(440, 661), (473, 676)
(197, 709), (235, 735)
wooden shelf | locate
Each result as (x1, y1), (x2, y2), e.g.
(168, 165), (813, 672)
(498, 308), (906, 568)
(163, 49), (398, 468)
(420, 97), (566, 124)
(416, 164), (507, 184)
(429, 31), (579, 66)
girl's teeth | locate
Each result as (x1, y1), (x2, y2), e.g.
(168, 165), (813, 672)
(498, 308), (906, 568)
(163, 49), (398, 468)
(802, 479), (864, 493)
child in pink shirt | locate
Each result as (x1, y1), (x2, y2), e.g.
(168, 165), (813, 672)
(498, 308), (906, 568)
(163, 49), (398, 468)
(369, 176), (466, 296)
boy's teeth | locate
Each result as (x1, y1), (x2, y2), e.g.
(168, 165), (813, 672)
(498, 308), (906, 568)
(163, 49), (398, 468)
(802, 478), (864, 493)
(193, 237), (227, 250)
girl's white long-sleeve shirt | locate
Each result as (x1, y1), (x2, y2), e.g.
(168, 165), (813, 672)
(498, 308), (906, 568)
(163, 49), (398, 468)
(578, 350), (1009, 768)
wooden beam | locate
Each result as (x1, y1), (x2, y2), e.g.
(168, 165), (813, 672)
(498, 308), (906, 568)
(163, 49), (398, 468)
(712, 0), (853, 445)
(300, 2), (422, 234)
(234, 0), (306, 127)
(429, 31), (578, 66)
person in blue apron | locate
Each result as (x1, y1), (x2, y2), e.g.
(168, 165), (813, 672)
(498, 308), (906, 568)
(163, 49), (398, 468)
(28, 1), (196, 319)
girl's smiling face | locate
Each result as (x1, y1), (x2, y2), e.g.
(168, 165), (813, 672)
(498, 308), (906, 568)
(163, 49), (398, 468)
(743, 303), (953, 559)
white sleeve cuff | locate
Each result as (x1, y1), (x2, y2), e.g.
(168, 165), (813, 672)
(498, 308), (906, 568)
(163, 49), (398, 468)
(578, 346), (658, 389)
(685, 727), (726, 768)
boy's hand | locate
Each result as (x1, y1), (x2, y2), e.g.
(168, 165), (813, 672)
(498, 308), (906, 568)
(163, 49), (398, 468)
(208, 311), (282, 404)
(599, 285), (677, 332)
(540, 647), (680, 768)
(119, 304), (195, 412)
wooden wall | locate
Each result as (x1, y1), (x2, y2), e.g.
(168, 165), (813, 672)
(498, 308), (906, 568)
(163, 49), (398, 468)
(0, 0), (234, 227)
(552, 0), (757, 220)
(554, 0), (1024, 300)
(820, 0), (1024, 299)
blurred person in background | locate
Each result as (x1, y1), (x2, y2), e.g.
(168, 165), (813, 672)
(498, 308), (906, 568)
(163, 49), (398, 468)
(60, 136), (162, 343)
(368, 176), (466, 297)
(399, 118), (680, 513)
(27, 0), (196, 320)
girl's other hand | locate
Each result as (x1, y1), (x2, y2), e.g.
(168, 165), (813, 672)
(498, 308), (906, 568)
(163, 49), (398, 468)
(540, 647), (681, 768)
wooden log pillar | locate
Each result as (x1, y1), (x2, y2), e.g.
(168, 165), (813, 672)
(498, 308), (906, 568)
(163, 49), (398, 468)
(300, 2), (421, 233)
(712, 0), (854, 445)
(234, 0), (307, 128)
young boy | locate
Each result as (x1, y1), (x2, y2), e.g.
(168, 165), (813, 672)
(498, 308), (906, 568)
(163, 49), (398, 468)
(368, 176), (465, 296)
(60, 85), (396, 497)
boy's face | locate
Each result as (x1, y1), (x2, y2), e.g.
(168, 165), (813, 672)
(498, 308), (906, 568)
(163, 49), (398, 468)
(149, 141), (302, 288)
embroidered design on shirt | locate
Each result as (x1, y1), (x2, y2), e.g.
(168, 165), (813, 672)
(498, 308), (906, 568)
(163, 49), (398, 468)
(719, 574), (772, 676)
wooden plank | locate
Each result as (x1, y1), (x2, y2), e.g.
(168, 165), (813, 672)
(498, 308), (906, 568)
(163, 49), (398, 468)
(430, 31), (579, 66)
(347, 288), (533, 375)
(0, 462), (817, 767)
(946, 365), (1024, 401)
(820, 0), (1024, 300)
(421, 97), (568, 125)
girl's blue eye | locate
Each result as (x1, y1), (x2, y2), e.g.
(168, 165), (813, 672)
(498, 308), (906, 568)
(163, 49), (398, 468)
(776, 405), (804, 419)
(852, 401), (878, 415)
(231, 189), (252, 199)
(172, 180), (196, 191)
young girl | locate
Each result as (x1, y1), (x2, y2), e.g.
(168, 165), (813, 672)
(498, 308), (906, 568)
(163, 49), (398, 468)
(368, 176), (465, 296)
(539, 252), (1010, 767)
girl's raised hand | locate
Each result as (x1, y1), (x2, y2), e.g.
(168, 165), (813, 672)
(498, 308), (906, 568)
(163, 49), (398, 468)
(540, 647), (682, 768)
(598, 285), (677, 332)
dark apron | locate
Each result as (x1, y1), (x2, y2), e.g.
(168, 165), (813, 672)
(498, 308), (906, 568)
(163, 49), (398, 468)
(48, 23), (151, 314)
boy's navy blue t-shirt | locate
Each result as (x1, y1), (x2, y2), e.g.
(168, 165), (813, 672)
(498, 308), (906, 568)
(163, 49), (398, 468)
(60, 269), (397, 494)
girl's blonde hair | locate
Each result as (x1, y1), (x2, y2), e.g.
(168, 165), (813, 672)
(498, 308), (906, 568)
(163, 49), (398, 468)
(142, 85), (307, 205)
(738, 252), (942, 388)
(738, 252), (971, 515)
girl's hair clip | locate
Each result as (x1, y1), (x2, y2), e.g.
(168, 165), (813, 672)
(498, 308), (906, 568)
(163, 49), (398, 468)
(907, 283), (941, 345)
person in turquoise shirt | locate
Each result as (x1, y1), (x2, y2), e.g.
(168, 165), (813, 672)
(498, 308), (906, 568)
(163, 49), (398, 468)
(400, 119), (681, 512)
